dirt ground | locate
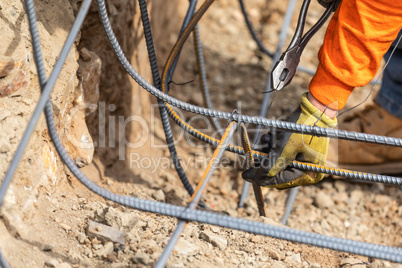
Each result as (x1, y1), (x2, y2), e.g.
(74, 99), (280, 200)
(1, 0), (401, 267)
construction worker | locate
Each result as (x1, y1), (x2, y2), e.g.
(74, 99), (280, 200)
(243, 0), (402, 189)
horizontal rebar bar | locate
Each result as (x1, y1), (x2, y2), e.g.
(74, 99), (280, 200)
(97, 0), (402, 148)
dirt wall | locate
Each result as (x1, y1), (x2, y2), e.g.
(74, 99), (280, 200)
(0, 0), (178, 266)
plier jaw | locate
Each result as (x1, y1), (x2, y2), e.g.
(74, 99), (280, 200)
(271, 46), (301, 91)
(271, 0), (341, 91)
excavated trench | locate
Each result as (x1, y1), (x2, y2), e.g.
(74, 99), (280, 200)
(0, 0), (400, 267)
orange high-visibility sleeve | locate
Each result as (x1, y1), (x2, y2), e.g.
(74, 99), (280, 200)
(309, 0), (402, 110)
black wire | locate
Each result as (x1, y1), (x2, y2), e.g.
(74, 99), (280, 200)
(166, 0), (198, 88)
(265, 88), (277, 116)
(169, 79), (194, 86)
(238, 0), (274, 58)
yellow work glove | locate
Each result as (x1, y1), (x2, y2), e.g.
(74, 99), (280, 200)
(242, 93), (337, 189)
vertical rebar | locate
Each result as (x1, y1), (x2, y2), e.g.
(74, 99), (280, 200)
(239, 0), (298, 208)
(155, 121), (238, 267)
(0, 247), (10, 268)
(281, 187), (299, 225)
(194, 26), (224, 136)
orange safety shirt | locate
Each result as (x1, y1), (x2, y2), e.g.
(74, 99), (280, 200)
(309, 0), (402, 110)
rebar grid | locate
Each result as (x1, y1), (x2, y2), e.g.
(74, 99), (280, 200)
(0, 0), (402, 267)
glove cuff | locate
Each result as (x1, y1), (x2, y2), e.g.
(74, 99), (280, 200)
(301, 93), (337, 128)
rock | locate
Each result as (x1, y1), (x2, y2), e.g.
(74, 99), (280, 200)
(200, 230), (227, 250)
(314, 192), (334, 209)
(0, 60), (30, 97)
(77, 232), (86, 244)
(210, 226), (220, 233)
(152, 189), (165, 202)
(340, 258), (366, 268)
(44, 259), (59, 268)
(175, 238), (199, 256)
(79, 48), (92, 62)
(104, 207), (139, 233)
(369, 259), (392, 268)
(43, 244), (54, 252)
(87, 221), (125, 245)
(310, 263), (321, 268)
(132, 252), (150, 265)
(267, 249), (281, 260)
(93, 243), (102, 250)
(92, 237), (102, 246)
(84, 247), (93, 258)
(350, 189), (364, 203)
(250, 235), (261, 243)
(76, 48), (101, 109)
(60, 223), (72, 232)
(107, 253), (117, 262)
(42, 144), (59, 184)
(96, 242), (114, 257)
(285, 253), (301, 264)
(139, 239), (159, 254)
(0, 138), (11, 153)
(61, 109), (94, 168)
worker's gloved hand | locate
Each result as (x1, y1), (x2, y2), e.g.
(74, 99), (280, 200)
(242, 93), (337, 189)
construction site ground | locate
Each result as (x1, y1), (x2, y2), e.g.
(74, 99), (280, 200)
(0, 0), (401, 267)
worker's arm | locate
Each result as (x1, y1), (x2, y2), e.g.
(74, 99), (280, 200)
(243, 0), (402, 189)
(310, 0), (402, 110)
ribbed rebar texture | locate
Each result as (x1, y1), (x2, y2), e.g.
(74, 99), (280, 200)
(281, 187), (299, 225)
(240, 0), (298, 208)
(96, 0), (402, 148)
(0, 0), (92, 266)
(33, 100), (402, 263)
(167, 101), (402, 186)
(290, 161), (402, 185)
(156, 121), (237, 267)
(193, 25), (224, 135)
(138, 0), (200, 203)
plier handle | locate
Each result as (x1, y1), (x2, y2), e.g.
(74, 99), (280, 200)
(271, 0), (340, 91)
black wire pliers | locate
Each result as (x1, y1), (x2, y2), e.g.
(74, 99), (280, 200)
(271, 0), (341, 91)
